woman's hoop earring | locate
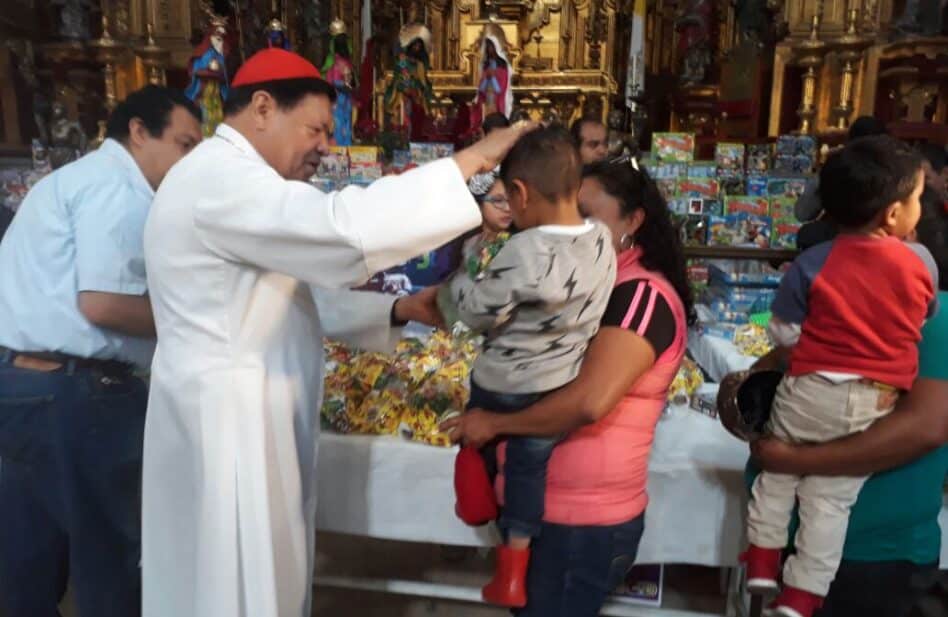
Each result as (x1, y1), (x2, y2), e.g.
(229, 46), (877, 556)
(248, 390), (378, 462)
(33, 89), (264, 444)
(620, 233), (634, 251)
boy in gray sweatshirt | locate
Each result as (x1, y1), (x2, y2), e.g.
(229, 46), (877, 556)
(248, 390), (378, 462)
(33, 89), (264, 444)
(448, 126), (617, 607)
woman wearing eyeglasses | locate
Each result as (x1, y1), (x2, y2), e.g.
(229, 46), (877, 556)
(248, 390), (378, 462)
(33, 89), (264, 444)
(463, 171), (514, 265)
(444, 158), (696, 616)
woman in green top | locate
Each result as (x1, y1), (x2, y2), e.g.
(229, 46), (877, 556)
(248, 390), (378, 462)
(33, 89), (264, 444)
(752, 187), (948, 616)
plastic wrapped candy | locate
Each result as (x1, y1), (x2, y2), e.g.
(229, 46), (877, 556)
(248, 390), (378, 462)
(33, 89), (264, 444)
(734, 323), (773, 358)
(355, 389), (411, 435)
(319, 326), (480, 447)
(667, 357), (704, 405)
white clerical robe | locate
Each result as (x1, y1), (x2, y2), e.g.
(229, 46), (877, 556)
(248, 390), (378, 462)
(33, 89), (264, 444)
(141, 123), (480, 617)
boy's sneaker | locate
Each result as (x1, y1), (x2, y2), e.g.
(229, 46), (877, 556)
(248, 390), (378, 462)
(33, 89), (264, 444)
(765, 585), (824, 617)
(741, 545), (781, 594)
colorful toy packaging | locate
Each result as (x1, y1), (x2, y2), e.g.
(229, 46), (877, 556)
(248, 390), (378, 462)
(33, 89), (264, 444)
(675, 213), (709, 246)
(687, 161), (719, 178)
(719, 174), (746, 196)
(708, 212), (772, 248)
(745, 175), (769, 197)
(651, 132), (696, 162)
(409, 142), (454, 165)
(746, 144), (771, 173)
(725, 196), (770, 216)
(767, 175), (809, 200)
(772, 218), (801, 249)
(769, 196), (797, 220)
(678, 177), (720, 199)
(651, 162), (688, 179)
(676, 197), (721, 216)
(715, 143), (745, 170)
(656, 178), (679, 200)
(316, 151), (350, 179)
(774, 135), (817, 173)
(667, 198), (690, 215)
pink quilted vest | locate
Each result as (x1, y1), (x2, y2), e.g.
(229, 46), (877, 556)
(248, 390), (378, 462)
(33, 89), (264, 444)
(496, 247), (688, 526)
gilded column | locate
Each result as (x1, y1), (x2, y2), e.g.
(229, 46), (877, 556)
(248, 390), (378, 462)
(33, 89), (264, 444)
(793, 14), (828, 134)
(830, 8), (870, 129)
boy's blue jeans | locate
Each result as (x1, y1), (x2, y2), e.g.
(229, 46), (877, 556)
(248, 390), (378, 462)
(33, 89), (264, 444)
(467, 381), (562, 539)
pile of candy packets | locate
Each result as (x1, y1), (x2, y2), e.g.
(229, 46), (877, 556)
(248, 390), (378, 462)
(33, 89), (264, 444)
(733, 323), (773, 358)
(667, 357), (704, 406)
(320, 325), (481, 447)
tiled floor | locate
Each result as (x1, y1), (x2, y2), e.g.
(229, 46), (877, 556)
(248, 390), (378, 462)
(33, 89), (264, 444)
(312, 532), (729, 616)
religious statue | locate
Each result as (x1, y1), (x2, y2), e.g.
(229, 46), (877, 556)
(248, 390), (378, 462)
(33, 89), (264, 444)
(675, 0), (713, 86)
(471, 25), (514, 132)
(47, 101), (88, 169)
(384, 24), (435, 140)
(50, 0), (93, 41)
(186, 9), (230, 137)
(323, 19), (356, 146)
(606, 108), (639, 159)
(265, 18), (291, 49)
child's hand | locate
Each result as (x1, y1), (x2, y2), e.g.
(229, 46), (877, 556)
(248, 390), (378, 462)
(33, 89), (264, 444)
(440, 408), (499, 449)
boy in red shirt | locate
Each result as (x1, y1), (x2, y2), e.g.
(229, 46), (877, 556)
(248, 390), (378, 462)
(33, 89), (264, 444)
(745, 136), (938, 617)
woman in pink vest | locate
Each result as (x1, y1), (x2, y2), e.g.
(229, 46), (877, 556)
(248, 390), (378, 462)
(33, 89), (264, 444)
(446, 158), (695, 615)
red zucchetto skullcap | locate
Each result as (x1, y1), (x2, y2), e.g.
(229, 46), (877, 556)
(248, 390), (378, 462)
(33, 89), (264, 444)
(231, 48), (321, 87)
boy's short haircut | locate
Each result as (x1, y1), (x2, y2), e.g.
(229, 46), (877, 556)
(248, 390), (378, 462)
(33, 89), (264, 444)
(820, 135), (924, 229)
(500, 125), (581, 204)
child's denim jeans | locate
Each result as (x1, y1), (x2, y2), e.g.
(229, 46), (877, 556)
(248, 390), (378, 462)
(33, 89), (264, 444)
(467, 380), (562, 539)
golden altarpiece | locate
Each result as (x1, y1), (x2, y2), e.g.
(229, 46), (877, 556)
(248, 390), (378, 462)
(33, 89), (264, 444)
(0, 0), (631, 154)
(0, 0), (945, 155)
(767, 0), (948, 139)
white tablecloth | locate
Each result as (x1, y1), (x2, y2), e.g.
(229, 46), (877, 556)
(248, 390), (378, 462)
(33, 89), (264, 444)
(315, 404), (948, 567)
(316, 403), (751, 566)
(687, 330), (756, 383)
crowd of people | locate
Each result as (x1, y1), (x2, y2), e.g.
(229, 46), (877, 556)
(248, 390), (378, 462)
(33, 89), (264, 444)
(0, 45), (945, 617)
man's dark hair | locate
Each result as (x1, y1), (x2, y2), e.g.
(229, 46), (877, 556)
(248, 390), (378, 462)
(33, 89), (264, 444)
(223, 77), (337, 116)
(500, 125), (581, 203)
(918, 142), (947, 173)
(482, 112), (510, 135)
(570, 116), (605, 146)
(820, 135), (924, 229)
(847, 115), (887, 141)
(106, 85), (200, 142)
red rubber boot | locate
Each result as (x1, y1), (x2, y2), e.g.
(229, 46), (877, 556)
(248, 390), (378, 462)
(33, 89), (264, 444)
(741, 544), (782, 594)
(454, 446), (497, 526)
(482, 545), (530, 608)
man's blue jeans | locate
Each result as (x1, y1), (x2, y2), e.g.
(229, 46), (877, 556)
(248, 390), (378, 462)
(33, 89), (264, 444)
(0, 353), (147, 617)
(467, 381), (560, 539)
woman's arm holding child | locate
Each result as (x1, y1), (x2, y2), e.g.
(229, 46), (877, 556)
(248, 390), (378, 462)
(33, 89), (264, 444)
(442, 326), (656, 447)
(754, 377), (948, 475)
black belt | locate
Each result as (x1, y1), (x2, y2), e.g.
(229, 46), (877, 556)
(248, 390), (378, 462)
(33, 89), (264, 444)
(0, 346), (133, 375)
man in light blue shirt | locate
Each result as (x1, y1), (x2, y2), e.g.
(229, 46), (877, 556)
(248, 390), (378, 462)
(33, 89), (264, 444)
(0, 85), (200, 617)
